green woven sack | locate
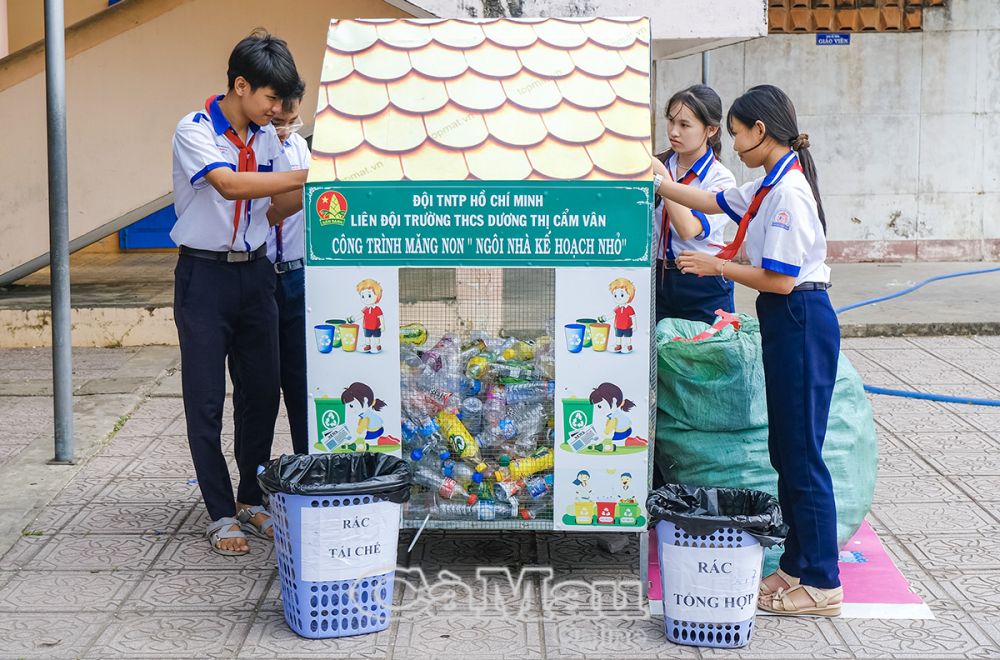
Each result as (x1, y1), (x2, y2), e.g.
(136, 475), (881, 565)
(655, 315), (878, 572)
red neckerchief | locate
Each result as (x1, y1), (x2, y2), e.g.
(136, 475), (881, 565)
(205, 96), (257, 250)
(659, 159), (699, 280)
(716, 154), (802, 261)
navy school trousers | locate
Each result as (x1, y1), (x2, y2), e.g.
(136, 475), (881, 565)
(655, 261), (735, 326)
(756, 288), (841, 589)
(230, 265), (308, 456)
(174, 253), (280, 521)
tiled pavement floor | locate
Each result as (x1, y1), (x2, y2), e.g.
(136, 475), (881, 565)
(2, 337), (1000, 658)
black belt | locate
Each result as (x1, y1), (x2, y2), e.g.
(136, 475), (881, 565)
(658, 258), (680, 270)
(179, 244), (266, 263)
(275, 258), (304, 274)
(792, 282), (832, 292)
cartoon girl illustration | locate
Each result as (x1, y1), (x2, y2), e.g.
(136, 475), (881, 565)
(590, 382), (635, 452)
(342, 382), (386, 451)
(573, 470), (593, 500)
(356, 279), (384, 354)
(608, 277), (636, 353)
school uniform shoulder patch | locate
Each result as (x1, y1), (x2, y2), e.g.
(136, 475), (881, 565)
(771, 209), (792, 231)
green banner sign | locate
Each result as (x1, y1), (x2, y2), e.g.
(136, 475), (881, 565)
(305, 181), (652, 267)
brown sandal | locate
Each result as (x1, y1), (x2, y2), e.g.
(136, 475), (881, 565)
(759, 584), (843, 617)
(759, 568), (800, 596)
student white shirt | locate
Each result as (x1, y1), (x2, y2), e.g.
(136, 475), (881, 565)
(716, 151), (831, 285)
(652, 149), (736, 260)
(170, 96), (287, 252)
(265, 132), (310, 264)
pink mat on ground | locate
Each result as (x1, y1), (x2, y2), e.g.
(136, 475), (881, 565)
(647, 521), (933, 619)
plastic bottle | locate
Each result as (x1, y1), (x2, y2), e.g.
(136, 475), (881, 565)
(493, 477), (525, 502)
(482, 397), (506, 426)
(502, 340), (535, 362)
(436, 410), (482, 463)
(459, 397), (484, 435)
(460, 377), (482, 398)
(421, 335), (456, 372)
(509, 448), (555, 480)
(498, 403), (547, 441)
(502, 381), (555, 406)
(519, 495), (553, 520)
(442, 459), (485, 488)
(495, 448), (554, 481)
(524, 473), (554, 499)
(411, 463), (477, 504)
(487, 361), (534, 381)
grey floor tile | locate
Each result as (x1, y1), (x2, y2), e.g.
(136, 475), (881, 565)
(20, 504), (82, 535)
(876, 451), (938, 478)
(0, 570), (141, 612)
(397, 612), (543, 659)
(239, 608), (393, 658)
(922, 451), (1000, 477)
(876, 412), (975, 435)
(84, 610), (250, 659)
(899, 431), (1000, 453)
(536, 568), (646, 619)
(872, 476), (970, 504)
(702, 616), (853, 658)
(963, 414), (1000, 433)
(536, 532), (643, 570)
(0, 534), (52, 570)
(953, 475), (1000, 502)
(935, 571), (1000, 609)
(900, 533), (1000, 571)
(834, 606), (998, 657)
(150, 534), (274, 571)
(26, 534), (169, 571)
(120, 569), (271, 611)
(94, 477), (201, 504)
(0, 612), (111, 658)
(49, 475), (115, 505)
(395, 565), (544, 620)
(408, 530), (536, 569)
(64, 502), (189, 535)
(869, 502), (1000, 536)
(544, 615), (699, 659)
(117, 456), (199, 480)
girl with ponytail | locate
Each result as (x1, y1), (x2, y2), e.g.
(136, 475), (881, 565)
(652, 85), (843, 617)
(652, 85), (737, 325)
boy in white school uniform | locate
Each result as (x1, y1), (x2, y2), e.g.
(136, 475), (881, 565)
(230, 86), (311, 461)
(171, 31), (306, 556)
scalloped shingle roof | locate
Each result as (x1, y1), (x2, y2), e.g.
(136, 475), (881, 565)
(309, 17), (652, 183)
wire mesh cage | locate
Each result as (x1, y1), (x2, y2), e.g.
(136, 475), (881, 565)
(399, 268), (557, 530)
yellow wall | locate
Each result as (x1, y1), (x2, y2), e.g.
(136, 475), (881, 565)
(6, 0), (110, 53)
(0, 0), (409, 280)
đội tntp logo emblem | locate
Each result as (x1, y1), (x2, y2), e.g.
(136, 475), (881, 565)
(316, 190), (348, 226)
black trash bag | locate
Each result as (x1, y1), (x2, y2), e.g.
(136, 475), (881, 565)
(647, 484), (787, 548)
(258, 453), (411, 503)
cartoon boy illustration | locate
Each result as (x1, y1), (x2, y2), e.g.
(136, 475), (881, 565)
(573, 470), (593, 500)
(589, 382), (635, 453)
(356, 278), (384, 354)
(619, 472), (637, 504)
(608, 277), (636, 353)
(342, 382), (386, 451)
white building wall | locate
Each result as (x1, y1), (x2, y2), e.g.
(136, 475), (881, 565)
(654, 0), (1000, 261)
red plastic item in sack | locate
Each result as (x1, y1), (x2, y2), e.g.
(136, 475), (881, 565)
(671, 310), (740, 342)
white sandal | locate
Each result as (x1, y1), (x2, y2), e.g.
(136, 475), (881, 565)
(236, 505), (274, 540)
(206, 517), (249, 556)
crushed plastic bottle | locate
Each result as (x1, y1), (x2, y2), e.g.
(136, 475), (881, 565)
(411, 463), (477, 504)
(459, 397), (484, 435)
(498, 403), (547, 441)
